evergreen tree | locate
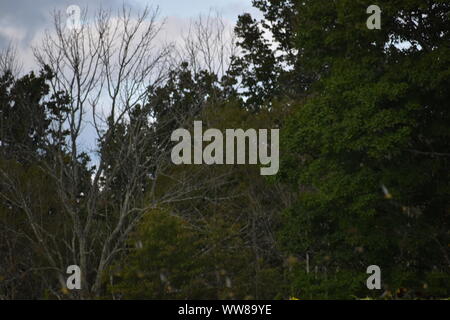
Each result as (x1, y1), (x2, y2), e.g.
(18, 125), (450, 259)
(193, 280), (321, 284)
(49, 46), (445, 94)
(278, 0), (450, 298)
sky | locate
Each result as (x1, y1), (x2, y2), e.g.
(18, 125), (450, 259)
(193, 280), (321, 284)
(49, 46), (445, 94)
(0, 0), (262, 70)
(0, 0), (263, 157)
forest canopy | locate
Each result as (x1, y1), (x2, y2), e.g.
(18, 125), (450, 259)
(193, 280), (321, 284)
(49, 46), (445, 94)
(0, 0), (449, 300)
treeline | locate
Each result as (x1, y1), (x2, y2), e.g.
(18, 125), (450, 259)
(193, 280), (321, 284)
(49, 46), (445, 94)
(1, 0), (449, 300)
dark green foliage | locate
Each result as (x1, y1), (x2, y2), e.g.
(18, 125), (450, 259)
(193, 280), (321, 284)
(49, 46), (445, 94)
(108, 209), (251, 299)
(1, 0), (449, 300)
(0, 67), (72, 299)
(278, 0), (450, 298)
(0, 67), (69, 161)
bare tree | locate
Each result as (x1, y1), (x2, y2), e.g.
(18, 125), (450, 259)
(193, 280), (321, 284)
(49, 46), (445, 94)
(0, 5), (227, 298)
(0, 43), (22, 76)
(176, 10), (237, 77)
